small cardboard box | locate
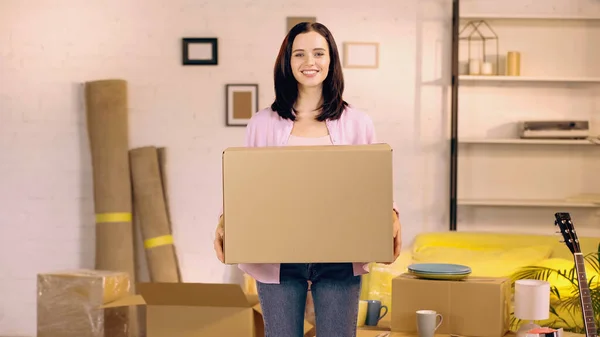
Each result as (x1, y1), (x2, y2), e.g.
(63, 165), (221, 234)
(37, 269), (131, 337)
(222, 143), (394, 264)
(102, 282), (313, 337)
(391, 273), (510, 337)
(359, 332), (517, 337)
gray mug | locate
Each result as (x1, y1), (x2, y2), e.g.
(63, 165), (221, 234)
(365, 300), (388, 326)
(416, 309), (443, 337)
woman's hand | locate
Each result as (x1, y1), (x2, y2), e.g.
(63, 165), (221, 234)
(383, 211), (402, 265)
(214, 216), (225, 263)
(392, 211), (402, 259)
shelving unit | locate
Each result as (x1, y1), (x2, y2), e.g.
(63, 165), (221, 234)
(461, 14), (600, 21)
(459, 138), (598, 145)
(457, 199), (600, 208)
(448, 1), (600, 231)
(459, 75), (600, 83)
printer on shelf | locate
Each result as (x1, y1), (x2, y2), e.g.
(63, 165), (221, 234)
(519, 120), (590, 139)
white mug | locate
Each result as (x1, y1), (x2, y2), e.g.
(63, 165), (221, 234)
(416, 309), (443, 337)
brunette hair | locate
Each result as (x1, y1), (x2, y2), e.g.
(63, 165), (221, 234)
(270, 22), (348, 121)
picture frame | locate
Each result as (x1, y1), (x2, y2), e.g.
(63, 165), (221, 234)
(342, 42), (380, 69)
(286, 16), (316, 32)
(182, 38), (218, 65)
(226, 84), (258, 126)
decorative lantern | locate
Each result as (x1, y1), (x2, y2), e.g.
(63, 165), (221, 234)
(459, 20), (499, 76)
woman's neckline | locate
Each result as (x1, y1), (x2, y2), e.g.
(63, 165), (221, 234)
(289, 134), (330, 139)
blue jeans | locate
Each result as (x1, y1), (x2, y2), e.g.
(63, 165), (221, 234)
(256, 263), (361, 337)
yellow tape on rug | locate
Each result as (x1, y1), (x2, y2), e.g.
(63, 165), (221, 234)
(144, 235), (174, 249)
(95, 212), (132, 223)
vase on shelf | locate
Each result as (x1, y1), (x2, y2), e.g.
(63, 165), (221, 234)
(506, 51), (521, 76)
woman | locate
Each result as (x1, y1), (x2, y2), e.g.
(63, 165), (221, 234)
(214, 22), (402, 337)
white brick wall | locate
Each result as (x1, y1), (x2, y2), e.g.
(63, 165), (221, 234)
(1, 0), (596, 335)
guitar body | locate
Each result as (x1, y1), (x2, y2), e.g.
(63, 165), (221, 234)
(555, 212), (598, 337)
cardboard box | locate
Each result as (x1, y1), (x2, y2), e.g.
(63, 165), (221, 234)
(357, 322), (391, 336)
(102, 282), (313, 337)
(222, 143), (394, 264)
(391, 273), (510, 337)
(37, 269), (130, 337)
(356, 329), (393, 337)
(358, 333), (517, 337)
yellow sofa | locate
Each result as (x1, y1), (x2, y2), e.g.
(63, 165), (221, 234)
(361, 231), (599, 332)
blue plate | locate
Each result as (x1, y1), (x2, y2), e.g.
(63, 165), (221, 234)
(409, 271), (471, 280)
(408, 263), (472, 275)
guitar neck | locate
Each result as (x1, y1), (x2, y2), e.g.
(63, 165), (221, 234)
(575, 253), (598, 337)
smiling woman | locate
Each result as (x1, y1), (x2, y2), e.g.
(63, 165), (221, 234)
(213, 21), (402, 337)
(291, 33), (330, 87)
(271, 22), (348, 123)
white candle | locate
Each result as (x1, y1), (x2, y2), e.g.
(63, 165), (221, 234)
(482, 62), (493, 75)
(459, 61), (469, 75)
(515, 280), (550, 320)
(469, 59), (481, 75)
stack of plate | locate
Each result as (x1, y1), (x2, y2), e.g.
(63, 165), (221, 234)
(407, 263), (472, 280)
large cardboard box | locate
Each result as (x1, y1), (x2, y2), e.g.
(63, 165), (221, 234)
(37, 270), (130, 337)
(102, 282), (313, 337)
(391, 273), (510, 337)
(222, 143), (394, 264)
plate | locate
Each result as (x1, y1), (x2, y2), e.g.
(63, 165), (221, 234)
(408, 263), (472, 279)
(409, 271), (470, 280)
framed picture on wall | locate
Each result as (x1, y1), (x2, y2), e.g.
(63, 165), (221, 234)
(343, 42), (379, 69)
(286, 16), (317, 31)
(226, 84), (258, 126)
(182, 38), (218, 65)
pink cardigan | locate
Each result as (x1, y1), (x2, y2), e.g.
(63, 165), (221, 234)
(226, 105), (399, 284)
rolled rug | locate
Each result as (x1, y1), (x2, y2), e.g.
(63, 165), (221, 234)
(129, 146), (180, 282)
(84, 79), (138, 336)
(156, 147), (182, 281)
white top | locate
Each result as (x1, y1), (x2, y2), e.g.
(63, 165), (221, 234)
(287, 134), (333, 146)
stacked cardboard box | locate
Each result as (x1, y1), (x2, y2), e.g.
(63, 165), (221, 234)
(37, 269), (130, 337)
(101, 282), (314, 336)
(36, 144), (397, 336)
(221, 143), (511, 337)
(356, 273), (511, 337)
(37, 269), (314, 337)
(357, 332), (517, 337)
(36, 144), (511, 337)
(390, 273), (511, 337)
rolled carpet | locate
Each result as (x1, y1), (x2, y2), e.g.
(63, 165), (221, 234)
(129, 146), (180, 282)
(157, 147), (172, 230)
(84, 79), (138, 336)
(156, 147), (182, 281)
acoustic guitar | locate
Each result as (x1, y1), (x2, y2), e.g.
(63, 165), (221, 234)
(554, 212), (598, 337)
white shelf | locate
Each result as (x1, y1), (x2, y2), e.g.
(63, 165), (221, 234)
(455, 10), (600, 230)
(461, 14), (600, 21)
(459, 75), (600, 83)
(457, 199), (600, 208)
(459, 138), (598, 145)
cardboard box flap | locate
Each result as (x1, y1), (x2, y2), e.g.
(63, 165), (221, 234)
(223, 143), (392, 154)
(245, 293), (259, 307)
(136, 282), (251, 308)
(100, 294), (146, 308)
